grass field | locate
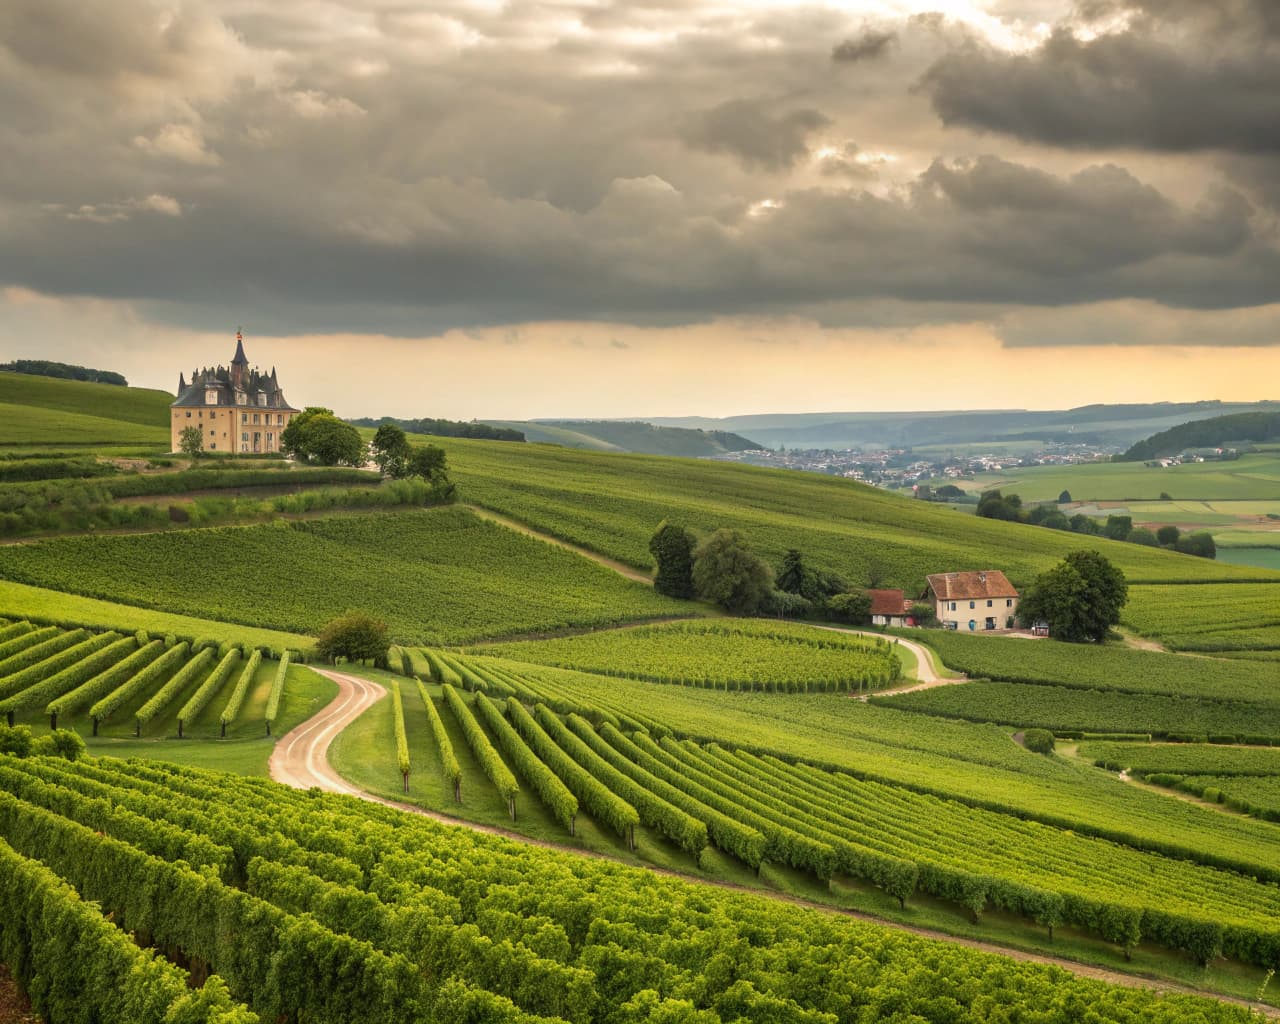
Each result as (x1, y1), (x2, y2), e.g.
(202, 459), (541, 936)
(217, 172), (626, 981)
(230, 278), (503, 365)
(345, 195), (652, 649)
(0, 507), (694, 643)
(935, 452), (1280, 503)
(437, 438), (1276, 592)
(0, 372), (171, 450)
(0, 579), (312, 651)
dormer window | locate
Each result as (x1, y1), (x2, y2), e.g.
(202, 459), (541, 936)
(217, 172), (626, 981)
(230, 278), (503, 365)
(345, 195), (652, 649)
(258, 392), (267, 407)
(236, 391), (247, 406)
(205, 389), (218, 405)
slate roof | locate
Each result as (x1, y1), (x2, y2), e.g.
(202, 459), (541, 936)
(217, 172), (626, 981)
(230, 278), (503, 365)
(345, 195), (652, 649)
(925, 570), (1019, 601)
(867, 589), (907, 617)
(171, 337), (298, 412)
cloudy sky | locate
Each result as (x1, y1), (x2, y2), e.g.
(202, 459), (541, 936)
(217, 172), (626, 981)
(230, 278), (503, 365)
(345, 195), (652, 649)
(2, 0), (1278, 418)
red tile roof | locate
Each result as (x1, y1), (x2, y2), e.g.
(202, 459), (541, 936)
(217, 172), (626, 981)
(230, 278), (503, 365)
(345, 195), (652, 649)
(868, 589), (906, 616)
(925, 571), (1019, 601)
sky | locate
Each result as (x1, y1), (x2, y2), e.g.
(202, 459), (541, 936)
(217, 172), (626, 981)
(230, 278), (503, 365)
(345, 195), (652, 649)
(1, 0), (1278, 419)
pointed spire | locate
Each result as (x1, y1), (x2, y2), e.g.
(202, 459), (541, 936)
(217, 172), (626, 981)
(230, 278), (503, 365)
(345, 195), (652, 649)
(178, 371), (187, 392)
(232, 328), (249, 366)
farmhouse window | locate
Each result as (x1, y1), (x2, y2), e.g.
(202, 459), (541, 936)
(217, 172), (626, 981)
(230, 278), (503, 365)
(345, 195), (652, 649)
(185, 411), (191, 418)
(987, 600), (992, 607)
(949, 602), (956, 611)
(1007, 599), (1013, 607)
(969, 601), (975, 609)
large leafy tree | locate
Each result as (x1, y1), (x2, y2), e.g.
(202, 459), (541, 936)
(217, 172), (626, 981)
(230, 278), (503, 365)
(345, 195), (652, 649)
(281, 407), (367, 467)
(1021, 550), (1127, 643)
(692, 529), (773, 614)
(371, 422), (412, 477)
(316, 611), (390, 666)
(649, 521), (696, 598)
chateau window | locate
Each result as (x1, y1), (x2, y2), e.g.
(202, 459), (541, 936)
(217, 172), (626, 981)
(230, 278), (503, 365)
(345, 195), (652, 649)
(253, 413), (260, 425)
(242, 432), (249, 442)
(258, 393), (267, 407)
(236, 392), (246, 406)
(267, 433), (273, 443)
(205, 389), (217, 404)
(185, 411), (192, 418)
(210, 443), (217, 450)
(242, 413), (248, 424)
(277, 414), (284, 425)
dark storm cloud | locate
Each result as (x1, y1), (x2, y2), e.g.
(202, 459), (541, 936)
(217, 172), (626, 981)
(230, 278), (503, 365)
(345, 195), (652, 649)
(831, 30), (898, 63)
(681, 100), (831, 171)
(0, 0), (1277, 339)
(922, 0), (1280, 154)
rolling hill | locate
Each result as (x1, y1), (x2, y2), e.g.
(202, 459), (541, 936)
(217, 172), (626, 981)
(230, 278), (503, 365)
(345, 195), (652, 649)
(482, 419), (760, 455)
(645, 401), (1280, 450)
(0, 371), (172, 450)
(1119, 411), (1280, 461)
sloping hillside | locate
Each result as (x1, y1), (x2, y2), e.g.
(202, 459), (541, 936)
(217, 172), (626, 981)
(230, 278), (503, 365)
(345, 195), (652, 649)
(0, 371), (171, 449)
(1120, 411), (1280, 461)
(483, 419), (760, 455)
(440, 438), (1276, 589)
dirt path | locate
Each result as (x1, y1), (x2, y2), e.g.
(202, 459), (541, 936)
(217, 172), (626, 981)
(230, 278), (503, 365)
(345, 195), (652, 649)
(268, 670), (1278, 1018)
(808, 624), (966, 694)
(464, 505), (654, 584)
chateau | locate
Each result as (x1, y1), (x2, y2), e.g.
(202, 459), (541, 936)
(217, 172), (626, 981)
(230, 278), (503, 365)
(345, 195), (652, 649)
(170, 333), (299, 453)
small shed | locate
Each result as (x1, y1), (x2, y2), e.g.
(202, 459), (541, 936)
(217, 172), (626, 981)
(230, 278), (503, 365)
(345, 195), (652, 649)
(868, 589), (909, 628)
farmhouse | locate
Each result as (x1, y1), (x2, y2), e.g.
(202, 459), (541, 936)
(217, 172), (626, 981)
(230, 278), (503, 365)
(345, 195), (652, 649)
(170, 333), (299, 454)
(924, 570), (1019, 632)
(868, 589), (909, 628)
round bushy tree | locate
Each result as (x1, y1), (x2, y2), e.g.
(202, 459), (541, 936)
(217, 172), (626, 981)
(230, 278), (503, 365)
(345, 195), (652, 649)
(316, 611), (391, 666)
(649, 521), (696, 598)
(692, 529), (773, 614)
(1021, 551), (1127, 643)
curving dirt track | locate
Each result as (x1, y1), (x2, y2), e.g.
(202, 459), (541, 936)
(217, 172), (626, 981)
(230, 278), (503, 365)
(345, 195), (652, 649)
(268, 669), (1278, 1018)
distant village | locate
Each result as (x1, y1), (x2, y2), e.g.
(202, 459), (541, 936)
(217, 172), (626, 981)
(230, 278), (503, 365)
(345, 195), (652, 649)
(710, 442), (1119, 491)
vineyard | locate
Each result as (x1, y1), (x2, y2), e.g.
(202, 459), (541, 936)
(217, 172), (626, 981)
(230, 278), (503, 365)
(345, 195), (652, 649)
(1124, 584), (1280, 653)
(475, 619), (902, 692)
(1079, 742), (1280, 777)
(442, 437), (1276, 589)
(907, 630), (1280, 706)
(0, 753), (1259, 1024)
(1157, 776), (1280, 821)
(872, 681), (1280, 742)
(0, 507), (693, 644)
(0, 617), (307, 742)
(346, 656), (1280, 972)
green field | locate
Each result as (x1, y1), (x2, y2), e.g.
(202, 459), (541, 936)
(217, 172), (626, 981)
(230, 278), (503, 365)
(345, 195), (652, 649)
(470, 619), (903, 692)
(0, 371), (171, 450)
(437, 438), (1276, 590)
(936, 452), (1280, 503)
(0, 507), (693, 643)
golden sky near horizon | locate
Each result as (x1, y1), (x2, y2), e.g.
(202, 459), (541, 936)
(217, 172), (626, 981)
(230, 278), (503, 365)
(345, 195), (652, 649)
(1, 0), (1277, 418)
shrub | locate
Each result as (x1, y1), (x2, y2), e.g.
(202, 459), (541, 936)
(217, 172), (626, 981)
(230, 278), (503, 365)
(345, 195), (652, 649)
(1023, 728), (1055, 754)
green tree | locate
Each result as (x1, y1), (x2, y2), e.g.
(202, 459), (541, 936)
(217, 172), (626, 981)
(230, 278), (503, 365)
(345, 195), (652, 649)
(316, 611), (391, 666)
(1127, 526), (1159, 546)
(1176, 531), (1217, 559)
(776, 549), (807, 594)
(1023, 728), (1055, 754)
(828, 592), (872, 625)
(1156, 524), (1181, 547)
(976, 490), (1024, 522)
(1057, 490), (1072, 504)
(371, 422), (411, 477)
(177, 425), (204, 457)
(909, 602), (938, 626)
(406, 443), (448, 482)
(1069, 513), (1101, 535)
(649, 521), (696, 598)
(281, 407), (367, 466)
(692, 529), (773, 614)
(1103, 515), (1133, 541)
(1021, 551), (1127, 643)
